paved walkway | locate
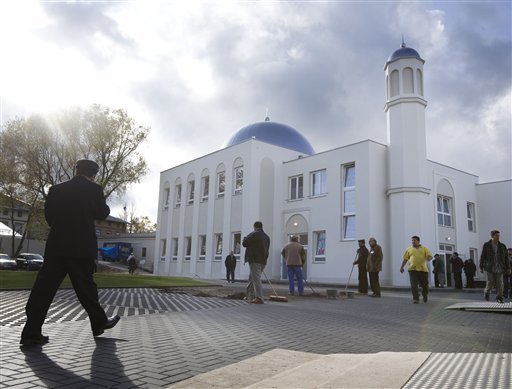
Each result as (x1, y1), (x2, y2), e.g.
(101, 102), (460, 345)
(1, 284), (510, 388)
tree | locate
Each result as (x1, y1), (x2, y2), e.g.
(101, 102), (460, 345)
(0, 104), (150, 256)
(128, 216), (156, 233)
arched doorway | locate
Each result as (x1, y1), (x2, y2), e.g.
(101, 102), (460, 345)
(283, 214), (309, 280)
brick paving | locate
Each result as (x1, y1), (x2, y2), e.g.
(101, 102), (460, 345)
(0, 287), (510, 388)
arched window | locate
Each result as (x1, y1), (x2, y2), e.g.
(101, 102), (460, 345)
(233, 157), (244, 195)
(416, 69), (423, 96)
(200, 168), (209, 201)
(390, 70), (399, 97)
(216, 163), (225, 199)
(403, 67), (414, 93)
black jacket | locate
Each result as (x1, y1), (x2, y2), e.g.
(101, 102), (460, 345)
(44, 175), (110, 260)
(242, 228), (270, 266)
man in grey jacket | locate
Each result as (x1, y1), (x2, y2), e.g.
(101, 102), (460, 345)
(243, 221), (270, 304)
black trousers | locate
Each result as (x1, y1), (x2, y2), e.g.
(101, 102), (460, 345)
(226, 267), (235, 282)
(408, 271), (429, 301)
(453, 272), (463, 289)
(357, 267), (368, 293)
(22, 256), (107, 338)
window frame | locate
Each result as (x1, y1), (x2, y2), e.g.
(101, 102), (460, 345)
(184, 236), (191, 261)
(187, 180), (195, 205)
(310, 169), (327, 197)
(289, 174), (304, 200)
(437, 195), (453, 227)
(217, 171), (225, 199)
(234, 166), (243, 195)
(198, 235), (206, 260)
(232, 232), (241, 259)
(214, 233), (223, 261)
(175, 184), (182, 208)
(201, 176), (209, 201)
(172, 238), (178, 261)
(467, 202), (476, 232)
(342, 164), (356, 240)
(313, 230), (326, 263)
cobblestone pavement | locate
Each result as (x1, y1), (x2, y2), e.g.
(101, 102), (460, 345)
(1, 287), (510, 388)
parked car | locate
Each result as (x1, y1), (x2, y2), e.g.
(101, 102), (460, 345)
(16, 253), (44, 270)
(0, 253), (18, 270)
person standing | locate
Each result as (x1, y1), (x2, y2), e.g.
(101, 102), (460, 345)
(243, 221), (270, 304)
(432, 255), (440, 288)
(367, 238), (383, 297)
(451, 252), (464, 290)
(20, 160), (120, 346)
(504, 248), (512, 298)
(400, 236), (433, 304)
(433, 254), (445, 288)
(127, 251), (137, 275)
(353, 239), (369, 294)
(480, 230), (511, 303)
(463, 258), (477, 288)
(281, 236), (306, 296)
(224, 251), (237, 283)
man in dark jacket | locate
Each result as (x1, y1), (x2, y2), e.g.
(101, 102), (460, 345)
(242, 221), (270, 304)
(353, 239), (369, 294)
(463, 258), (477, 288)
(224, 250), (236, 283)
(480, 230), (511, 303)
(450, 252), (464, 289)
(20, 160), (120, 346)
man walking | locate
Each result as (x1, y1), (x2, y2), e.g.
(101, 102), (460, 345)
(400, 236), (433, 304)
(281, 236), (306, 296)
(353, 239), (369, 294)
(451, 252), (464, 290)
(20, 160), (120, 346)
(367, 238), (383, 297)
(224, 251), (237, 283)
(480, 230), (510, 303)
(243, 221), (270, 304)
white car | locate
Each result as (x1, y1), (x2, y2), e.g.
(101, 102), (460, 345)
(0, 253), (18, 270)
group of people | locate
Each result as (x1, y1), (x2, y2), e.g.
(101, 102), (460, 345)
(18, 158), (511, 347)
(432, 253), (477, 289)
(354, 238), (383, 297)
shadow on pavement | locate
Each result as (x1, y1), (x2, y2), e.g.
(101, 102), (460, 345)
(21, 337), (135, 388)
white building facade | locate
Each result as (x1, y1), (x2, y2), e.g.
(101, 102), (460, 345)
(154, 44), (511, 287)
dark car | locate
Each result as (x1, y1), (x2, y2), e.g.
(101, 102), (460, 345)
(0, 253), (18, 270)
(16, 253), (44, 270)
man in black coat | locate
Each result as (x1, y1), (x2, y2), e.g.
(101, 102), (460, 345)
(243, 221), (270, 304)
(20, 160), (120, 346)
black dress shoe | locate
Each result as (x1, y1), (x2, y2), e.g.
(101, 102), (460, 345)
(20, 335), (49, 346)
(93, 315), (120, 337)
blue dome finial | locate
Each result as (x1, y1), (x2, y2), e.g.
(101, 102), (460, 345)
(386, 40), (424, 64)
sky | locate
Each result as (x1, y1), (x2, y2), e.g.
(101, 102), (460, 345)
(1, 1), (511, 224)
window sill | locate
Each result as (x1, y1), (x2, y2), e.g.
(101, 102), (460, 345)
(286, 198), (303, 203)
(308, 193), (327, 199)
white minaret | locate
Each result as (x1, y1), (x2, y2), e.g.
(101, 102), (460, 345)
(385, 42), (433, 286)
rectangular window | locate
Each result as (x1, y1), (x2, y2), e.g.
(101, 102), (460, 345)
(437, 195), (452, 227)
(289, 175), (304, 200)
(217, 172), (225, 198)
(172, 238), (178, 261)
(314, 231), (326, 262)
(201, 176), (209, 201)
(187, 181), (195, 204)
(175, 184), (182, 207)
(17, 210), (23, 217)
(311, 169), (327, 196)
(214, 233), (223, 261)
(233, 232), (241, 258)
(185, 237), (191, 260)
(142, 247), (147, 258)
(198, 235), (206, 260)
(234, 167), (243, 194)
(467, 202), (476, 232)
(342, 164), (356, 240)
(160, 239), (167, 260)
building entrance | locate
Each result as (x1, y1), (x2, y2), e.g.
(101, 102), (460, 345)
(281, 233), (308, 281)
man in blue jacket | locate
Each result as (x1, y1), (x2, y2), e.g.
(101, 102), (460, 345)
(20, 159), (120, 346)
(243, 221), (270, 304)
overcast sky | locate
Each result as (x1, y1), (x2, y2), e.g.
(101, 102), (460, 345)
(1, 1), (511, 223)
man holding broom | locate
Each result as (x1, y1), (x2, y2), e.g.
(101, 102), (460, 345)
(243, 221), (270, 304)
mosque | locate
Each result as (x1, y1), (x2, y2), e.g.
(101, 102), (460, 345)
(154, 43), (511, 287)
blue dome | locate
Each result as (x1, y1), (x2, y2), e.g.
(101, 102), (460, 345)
(225, 120), (315, 155)
(387, 44), (423, 64)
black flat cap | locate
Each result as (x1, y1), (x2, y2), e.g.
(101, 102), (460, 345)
(76, 159), (99, 175)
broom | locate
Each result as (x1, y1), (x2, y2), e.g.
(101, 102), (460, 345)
(262, 270), (288, 302)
